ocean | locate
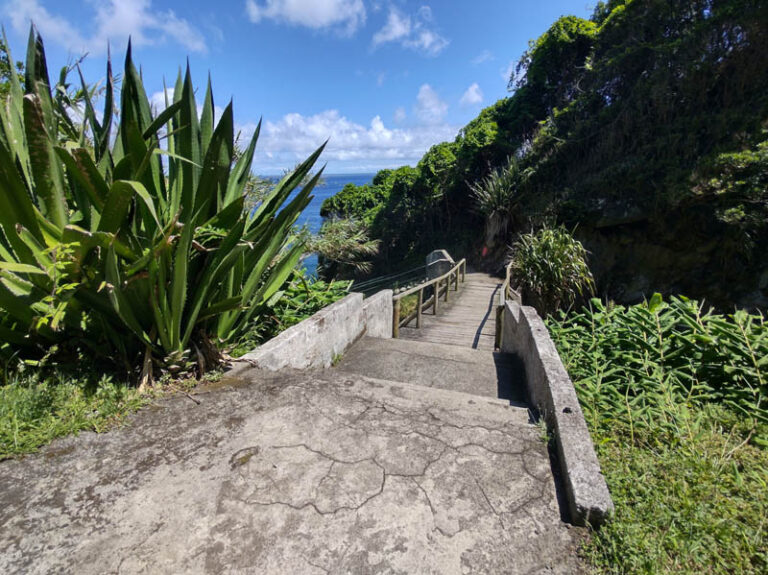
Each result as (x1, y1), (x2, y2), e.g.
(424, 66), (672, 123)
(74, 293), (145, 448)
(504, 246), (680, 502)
(292, 173), (376, 276)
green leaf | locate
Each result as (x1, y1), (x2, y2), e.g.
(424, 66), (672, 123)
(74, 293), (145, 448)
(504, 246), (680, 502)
(0, 261), (46, 275)
(98, 180), (137, 234)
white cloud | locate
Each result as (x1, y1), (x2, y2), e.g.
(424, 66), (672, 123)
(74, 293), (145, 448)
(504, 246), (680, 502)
(372, 5), (448, 57)
(149, 88), (175, 114)
(242, 109), (457, 173)
(4, 0), (207, 54)
(415, 84), (447, 124)
(372, 7), (410, 44)
(246, 0), (366, 35)
(393, 106), (406, 123)
(460, 83), (483, 106)
(471, 50), (493, 65)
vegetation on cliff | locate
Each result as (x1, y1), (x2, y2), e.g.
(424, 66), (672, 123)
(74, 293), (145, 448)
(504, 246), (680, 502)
(324, 0), (768, 308)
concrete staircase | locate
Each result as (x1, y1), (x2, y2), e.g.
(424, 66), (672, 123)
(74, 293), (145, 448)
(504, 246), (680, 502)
(335, 336), (528, 405)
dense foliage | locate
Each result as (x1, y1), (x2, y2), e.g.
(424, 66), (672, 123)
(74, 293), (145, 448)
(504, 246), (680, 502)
(510, 227), (594, 315)
(0, 368), (145, 459)
(548, 297), (767, 572)
(323, 0), (768, 308)
(0, 29), (323, 382)
(310, 218), (380, 278)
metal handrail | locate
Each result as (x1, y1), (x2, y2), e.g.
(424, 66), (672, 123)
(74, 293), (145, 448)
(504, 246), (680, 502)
(392, 259), (467, 338)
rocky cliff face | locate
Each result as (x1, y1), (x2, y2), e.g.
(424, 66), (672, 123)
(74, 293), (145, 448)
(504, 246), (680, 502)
(579, 207), (768, 310)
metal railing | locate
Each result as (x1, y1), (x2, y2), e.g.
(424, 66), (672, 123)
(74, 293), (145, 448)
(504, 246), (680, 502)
(392, 259), (467, 338)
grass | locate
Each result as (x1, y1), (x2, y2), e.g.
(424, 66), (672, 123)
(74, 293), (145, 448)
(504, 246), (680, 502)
(581, 407), (767, 574)
(1, 271), (349, 459)
(398, 293), (420, 323)
(548, 297), (768, 573)
(0, 369), (145, 459)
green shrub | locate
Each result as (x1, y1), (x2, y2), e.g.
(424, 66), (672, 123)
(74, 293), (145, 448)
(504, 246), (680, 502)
(510, 226), (594, 315)
(548, 296), (768, 572)
(0, 28), (323, 381)
(548, 295), (767, 437)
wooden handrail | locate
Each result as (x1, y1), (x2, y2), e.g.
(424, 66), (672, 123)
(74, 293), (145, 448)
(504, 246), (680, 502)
(495, 261), (522, 348)
(392, 259), (466, 338)
(392, 258), (466, 301)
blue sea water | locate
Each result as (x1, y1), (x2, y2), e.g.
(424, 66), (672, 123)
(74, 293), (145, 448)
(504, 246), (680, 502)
(294, 173), (376, 276)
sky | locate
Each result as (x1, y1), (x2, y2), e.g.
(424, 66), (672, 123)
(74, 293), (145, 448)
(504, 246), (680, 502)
(2, 0), (595, 174)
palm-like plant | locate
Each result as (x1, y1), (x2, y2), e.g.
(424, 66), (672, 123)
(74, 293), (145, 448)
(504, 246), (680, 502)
(310, 218), (380, 278)
(510, 226), (595, 316)
(470, 158), (520, 246)
(0, 28), (324, 382)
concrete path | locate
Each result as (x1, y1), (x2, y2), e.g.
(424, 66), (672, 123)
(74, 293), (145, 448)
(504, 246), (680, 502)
(0, 363), (584, 574)
(399, 272), (502, 351)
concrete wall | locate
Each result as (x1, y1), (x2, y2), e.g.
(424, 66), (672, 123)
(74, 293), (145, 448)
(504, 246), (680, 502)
(501, 301), (614, 527)
(230, 290), (393, 375)
(363, 289), (393, 339)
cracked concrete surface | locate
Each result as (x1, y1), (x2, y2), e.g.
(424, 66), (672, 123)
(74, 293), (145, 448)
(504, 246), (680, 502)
(0, 369), (585, 574)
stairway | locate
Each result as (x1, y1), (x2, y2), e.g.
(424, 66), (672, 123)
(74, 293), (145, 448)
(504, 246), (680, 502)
(335, 336), (527, 404)
(399, 272), (503, 351)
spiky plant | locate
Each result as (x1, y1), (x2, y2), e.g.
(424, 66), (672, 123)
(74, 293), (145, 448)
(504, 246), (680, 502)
(0, 27), (324, 383)
(510, 226), (595, 315)
(470, 158), (520, 246)
(311, 218), (380, 278)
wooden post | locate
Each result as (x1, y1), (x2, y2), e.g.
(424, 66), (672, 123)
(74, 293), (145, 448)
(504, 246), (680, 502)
(434, 283), (439, 315)
(444, 276), (449, 302)
(495, 305), (504, 350)
(393, 298), (400, 338)
(461, 261), (466, 283)
(417, 289), (423, 328)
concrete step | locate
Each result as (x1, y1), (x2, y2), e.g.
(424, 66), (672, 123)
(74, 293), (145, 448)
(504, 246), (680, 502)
(334, 336), (527, 404)
(314, 370), (531, 424)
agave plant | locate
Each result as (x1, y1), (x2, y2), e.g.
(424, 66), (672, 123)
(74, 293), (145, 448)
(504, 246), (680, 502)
(0, 27), (324, 382)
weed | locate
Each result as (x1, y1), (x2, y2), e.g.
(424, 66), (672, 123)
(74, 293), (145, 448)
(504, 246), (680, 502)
(0, 370), (144, 459)
(548, 296), (768, 573)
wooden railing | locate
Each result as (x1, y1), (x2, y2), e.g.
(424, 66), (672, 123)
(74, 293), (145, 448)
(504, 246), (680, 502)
(392, 259), (467, 338)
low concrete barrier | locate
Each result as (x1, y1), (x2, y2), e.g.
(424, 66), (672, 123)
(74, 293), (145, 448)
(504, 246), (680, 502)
(229, 290), (393, 375)
(501, 301), (613, 527)
(363, 289), (393, 338)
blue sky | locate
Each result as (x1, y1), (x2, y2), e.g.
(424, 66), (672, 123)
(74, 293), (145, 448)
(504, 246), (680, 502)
(2, 0), (595, 174)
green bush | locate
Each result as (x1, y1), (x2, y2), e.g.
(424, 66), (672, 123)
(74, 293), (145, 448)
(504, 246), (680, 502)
(510, 226), (594, 315)
(548, 296), (768, 572)
(0, 28), (323, 381)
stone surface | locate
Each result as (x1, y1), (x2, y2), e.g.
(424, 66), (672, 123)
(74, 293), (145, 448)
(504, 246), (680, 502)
(426, 249), (454, 280)
(501, 301), (613, 526)
(0, 368), (585, 574)
(336, 336), (527, 404)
